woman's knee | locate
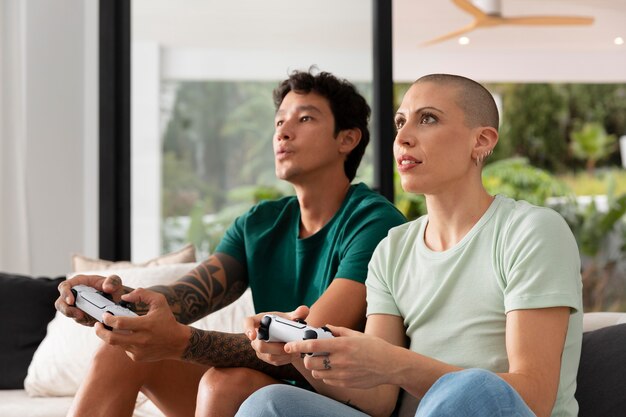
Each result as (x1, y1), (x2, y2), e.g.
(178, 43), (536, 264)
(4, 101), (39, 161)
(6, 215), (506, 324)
(417, 369), (533, 417)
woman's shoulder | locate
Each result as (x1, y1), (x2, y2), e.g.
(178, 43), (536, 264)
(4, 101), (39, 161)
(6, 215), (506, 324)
(494, 195), (574, 245)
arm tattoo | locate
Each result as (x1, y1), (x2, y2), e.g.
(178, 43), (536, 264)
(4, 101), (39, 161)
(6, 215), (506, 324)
(181, 328), (304, 382)
(133, 254), (301, 380)
(142, 253), (248, 324)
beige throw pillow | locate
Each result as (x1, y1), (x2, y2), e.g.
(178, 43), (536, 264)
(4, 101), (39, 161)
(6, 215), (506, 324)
(71, 243), (196, 273)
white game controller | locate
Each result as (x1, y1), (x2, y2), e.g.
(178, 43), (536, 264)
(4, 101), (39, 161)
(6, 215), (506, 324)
(257, 314), (334, 356)
(71, 284), (138, 330)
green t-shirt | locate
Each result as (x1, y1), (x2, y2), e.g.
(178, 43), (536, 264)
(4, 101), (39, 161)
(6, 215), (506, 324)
(367, 195), (583, 417)
(216, 182), (406, 314)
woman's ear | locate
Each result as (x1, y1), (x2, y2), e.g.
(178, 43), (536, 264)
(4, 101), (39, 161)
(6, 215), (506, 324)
(338, 128), (362, 154)
(472, 126), (498, 158)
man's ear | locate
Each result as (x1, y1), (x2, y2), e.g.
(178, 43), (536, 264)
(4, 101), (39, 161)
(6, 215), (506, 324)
(338, 128), (362, 154)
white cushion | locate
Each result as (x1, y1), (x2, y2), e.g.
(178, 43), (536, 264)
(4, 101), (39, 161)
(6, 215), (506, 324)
(582, 312), (626, 332)
(0, 390), (74, 417)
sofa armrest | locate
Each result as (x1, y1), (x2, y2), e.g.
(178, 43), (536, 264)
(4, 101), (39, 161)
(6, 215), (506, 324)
(582, 312), (626, 332)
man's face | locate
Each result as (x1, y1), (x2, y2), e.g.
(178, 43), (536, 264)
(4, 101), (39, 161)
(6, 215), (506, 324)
(273, 91), (344, 183)
(393, 81), (478, 195)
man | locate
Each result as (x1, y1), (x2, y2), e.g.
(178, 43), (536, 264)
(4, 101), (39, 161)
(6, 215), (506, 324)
(239, 74), (583, 417)
(55, 69), (406, 417)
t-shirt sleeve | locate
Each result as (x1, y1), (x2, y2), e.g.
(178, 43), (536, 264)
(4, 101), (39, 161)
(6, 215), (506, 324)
(366, 234), (402, 317)
(214, 212), (248, 264)
(335, 203), (406, 284)
(500, 206), (583, 313)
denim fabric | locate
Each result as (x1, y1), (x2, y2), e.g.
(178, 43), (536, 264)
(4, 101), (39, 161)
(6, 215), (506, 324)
(236, 384), (369, 417)
(236, 369), (536, 417)
(416, 369), (536, 417)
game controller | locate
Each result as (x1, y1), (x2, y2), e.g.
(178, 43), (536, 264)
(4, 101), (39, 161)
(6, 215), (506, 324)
(71, 284), (137, 330)
(257, 314), (334, 356)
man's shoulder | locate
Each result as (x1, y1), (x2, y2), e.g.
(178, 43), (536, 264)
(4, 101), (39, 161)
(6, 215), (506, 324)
(348, 183), (405, 216)
(336, 183), (406, 233)
(244, 195), (298, 217)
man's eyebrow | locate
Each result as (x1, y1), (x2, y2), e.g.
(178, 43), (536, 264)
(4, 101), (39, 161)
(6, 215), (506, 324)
(276, 105), (323, 116)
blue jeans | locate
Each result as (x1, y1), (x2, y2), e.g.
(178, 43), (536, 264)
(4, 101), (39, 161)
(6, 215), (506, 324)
(236, 369), (536, 417)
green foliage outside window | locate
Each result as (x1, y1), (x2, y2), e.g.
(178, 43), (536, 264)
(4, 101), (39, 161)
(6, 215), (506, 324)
(570, 122), (618, 174)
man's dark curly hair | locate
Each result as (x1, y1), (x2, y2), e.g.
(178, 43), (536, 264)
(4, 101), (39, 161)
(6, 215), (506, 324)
(273, 69), (371, 182)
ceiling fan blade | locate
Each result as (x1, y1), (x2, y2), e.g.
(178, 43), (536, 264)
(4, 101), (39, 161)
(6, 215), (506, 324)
(452, 0), (488, 19)
(421, 22), (478, 46)
(502, 15), (594, 26)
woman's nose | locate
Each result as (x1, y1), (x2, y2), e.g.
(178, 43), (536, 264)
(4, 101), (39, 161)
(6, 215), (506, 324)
(394, 128), (414, 148)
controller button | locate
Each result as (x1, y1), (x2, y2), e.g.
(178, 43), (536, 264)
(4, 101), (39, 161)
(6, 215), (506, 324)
(99, 291), (114, 302)
(119, 300), (133, 310)
(257, 327), (269, 341)
(303, 330), (318, 340)
(321, 326), (331, 332)
(261, 315), (272, 327)
(294, 318), (307, 325)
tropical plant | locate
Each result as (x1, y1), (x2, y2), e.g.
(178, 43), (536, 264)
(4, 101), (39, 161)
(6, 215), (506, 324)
(570, 122), (617, 174)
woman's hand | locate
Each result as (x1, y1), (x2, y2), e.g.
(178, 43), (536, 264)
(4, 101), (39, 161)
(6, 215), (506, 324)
(285, 325), (399, 389)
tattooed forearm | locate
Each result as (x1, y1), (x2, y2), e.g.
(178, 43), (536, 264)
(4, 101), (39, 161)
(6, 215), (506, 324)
(147, 253), (248, 324)
(181, 328), (304, 382)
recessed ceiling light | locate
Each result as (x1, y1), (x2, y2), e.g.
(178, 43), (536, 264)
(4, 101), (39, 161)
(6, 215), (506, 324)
(459, 36), (470, 45)
(615, 37), (624, 45)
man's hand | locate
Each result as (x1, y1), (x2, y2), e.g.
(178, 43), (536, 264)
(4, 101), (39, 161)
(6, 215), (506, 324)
(55, 274), (127, 327)
(245, 305), (310, 367)
(95, 288), (191, 362)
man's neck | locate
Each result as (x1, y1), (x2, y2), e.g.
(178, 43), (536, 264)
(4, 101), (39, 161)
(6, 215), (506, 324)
(294, 177), (352, 239)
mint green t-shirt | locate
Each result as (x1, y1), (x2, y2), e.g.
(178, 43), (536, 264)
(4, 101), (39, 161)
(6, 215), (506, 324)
(216, 182), (406, 314)
(367, 195), (583, 417)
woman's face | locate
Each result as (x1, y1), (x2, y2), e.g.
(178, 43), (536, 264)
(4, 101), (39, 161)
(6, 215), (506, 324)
(393, 81), (480, 196)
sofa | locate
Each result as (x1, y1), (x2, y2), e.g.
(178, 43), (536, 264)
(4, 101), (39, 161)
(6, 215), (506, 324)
(1, 254), (625, 417)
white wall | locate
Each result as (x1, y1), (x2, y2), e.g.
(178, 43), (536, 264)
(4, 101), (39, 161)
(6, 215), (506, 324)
(0, 0), (98, 276)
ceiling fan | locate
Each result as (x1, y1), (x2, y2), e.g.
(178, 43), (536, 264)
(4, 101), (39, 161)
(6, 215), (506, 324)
(422, 0), (595, 46)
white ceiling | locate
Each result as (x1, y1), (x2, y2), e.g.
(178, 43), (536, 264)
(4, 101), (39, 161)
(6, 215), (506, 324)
(133, 0), (626, 83)
(394, 0), (626, 82)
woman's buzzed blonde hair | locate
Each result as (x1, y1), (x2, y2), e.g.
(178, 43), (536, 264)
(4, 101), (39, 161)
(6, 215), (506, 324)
(415, 74), (499, 130)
